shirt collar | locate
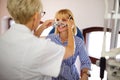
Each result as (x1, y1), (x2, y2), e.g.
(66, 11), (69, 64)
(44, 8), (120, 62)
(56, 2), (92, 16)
(10, 23), (32, 34)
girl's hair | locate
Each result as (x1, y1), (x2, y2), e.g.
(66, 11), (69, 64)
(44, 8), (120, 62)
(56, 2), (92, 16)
(7, 0), (43, 24)
(54, 9), (77, 35)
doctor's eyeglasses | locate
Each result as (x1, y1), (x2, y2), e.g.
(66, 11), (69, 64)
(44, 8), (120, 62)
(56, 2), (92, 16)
(40, 11), (46, 17)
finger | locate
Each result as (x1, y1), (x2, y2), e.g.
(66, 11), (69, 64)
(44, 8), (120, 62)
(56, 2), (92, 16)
(45, 20), (54, 28)
(66, 20), (72, 27)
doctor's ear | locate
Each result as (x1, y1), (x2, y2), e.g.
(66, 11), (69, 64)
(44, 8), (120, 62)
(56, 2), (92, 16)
(32, 12), (39, 22)
(33, 12), (39, 20)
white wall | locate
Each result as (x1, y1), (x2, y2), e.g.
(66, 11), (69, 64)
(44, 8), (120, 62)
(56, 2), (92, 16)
(41, 0), (105, 29)
(0, 0), (105, 33)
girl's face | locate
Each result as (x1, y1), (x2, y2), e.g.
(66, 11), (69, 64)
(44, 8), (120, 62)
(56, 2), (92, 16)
(56, 18), (68, 33)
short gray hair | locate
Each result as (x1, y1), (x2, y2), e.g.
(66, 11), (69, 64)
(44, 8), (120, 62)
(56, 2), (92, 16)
(7, 0), (43, 24)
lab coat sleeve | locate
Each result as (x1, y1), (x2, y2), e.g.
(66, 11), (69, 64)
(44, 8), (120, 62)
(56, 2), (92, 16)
(25, 38), (65, 77)
(40, 40), (65, 77)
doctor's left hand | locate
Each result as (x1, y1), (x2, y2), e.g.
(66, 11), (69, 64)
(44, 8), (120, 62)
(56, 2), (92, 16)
(34, 19), (54, 37)
(41, 19), (54, 29)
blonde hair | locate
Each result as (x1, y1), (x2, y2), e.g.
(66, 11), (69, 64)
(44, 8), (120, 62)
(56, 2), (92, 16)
(54, 9), (77, 35)
(7, 0), (43, 24)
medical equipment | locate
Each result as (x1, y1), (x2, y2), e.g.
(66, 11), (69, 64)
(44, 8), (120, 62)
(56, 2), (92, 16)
(98, 0), (120, 80)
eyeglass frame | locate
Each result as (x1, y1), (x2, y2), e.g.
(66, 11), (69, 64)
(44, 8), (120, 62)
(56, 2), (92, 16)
(40, 11), (46, 17)
(53, 16), (73, 27)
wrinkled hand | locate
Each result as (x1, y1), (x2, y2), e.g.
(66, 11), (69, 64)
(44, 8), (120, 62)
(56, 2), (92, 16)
(41, 19), (54, 29)
(34, 19), (54, 37)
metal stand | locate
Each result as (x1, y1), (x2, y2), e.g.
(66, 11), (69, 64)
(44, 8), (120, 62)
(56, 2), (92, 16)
(100, 0), (120, 80)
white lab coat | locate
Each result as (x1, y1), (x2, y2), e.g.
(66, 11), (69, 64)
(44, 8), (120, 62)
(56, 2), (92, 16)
(0, 23), (65, 80)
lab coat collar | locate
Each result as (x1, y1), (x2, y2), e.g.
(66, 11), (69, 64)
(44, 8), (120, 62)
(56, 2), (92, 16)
(10, 23), (32, 34)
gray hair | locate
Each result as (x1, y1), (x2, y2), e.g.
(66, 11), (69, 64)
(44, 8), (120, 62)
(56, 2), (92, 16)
(7, 0), (43, 24)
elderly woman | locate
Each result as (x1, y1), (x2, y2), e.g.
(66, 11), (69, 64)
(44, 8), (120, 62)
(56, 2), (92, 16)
(0, 0), (75, 80)
(47, 9), (91, 80)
